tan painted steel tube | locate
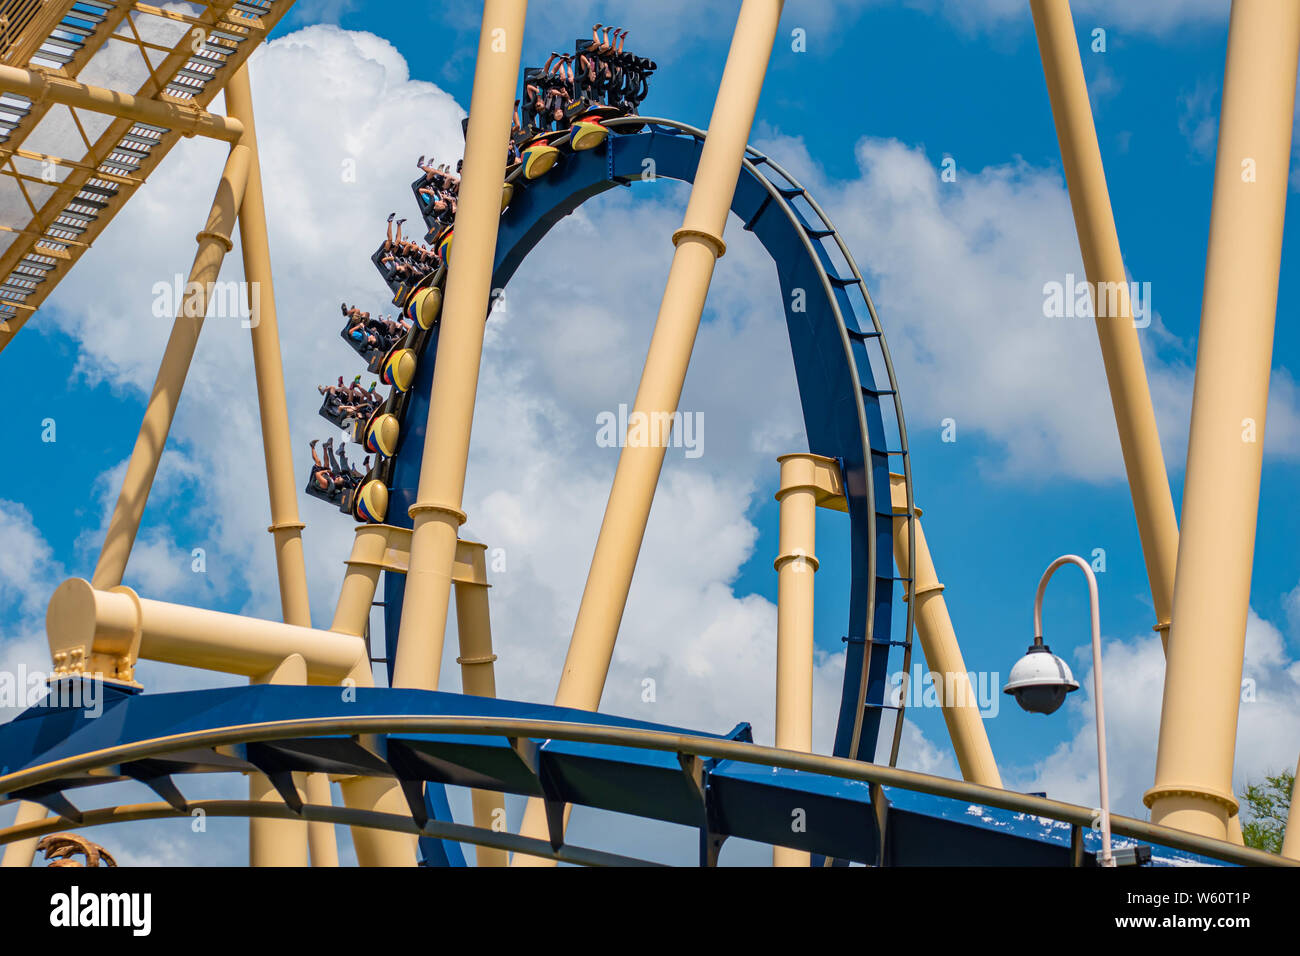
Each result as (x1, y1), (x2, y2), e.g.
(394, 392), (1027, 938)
(889, 476), (1001, 788)
(331, 524), (391, 638)
(248, 652), (309, 866)
(329, 525), (419, 866)
(1282, 755), (1300, 861)
(1146, 0), (1300, 840)
(453, 542), (508, 866)
(91, 142), (251, 590)
(773, 454), (819, 867)
(393, 0), (528, 692)
(223, 63), (327, 864)
(559, 0), (784, 710)
(337, 776), (419, 866)
(515, 0), (786, 865)
(0, 799), (49, 868)
(0, 64), (245, 142)
(1030, 0), (1180, 646)
(303, 773), (339, 866)
(223, 65), (313, 632)
(47, 579), (368, 685)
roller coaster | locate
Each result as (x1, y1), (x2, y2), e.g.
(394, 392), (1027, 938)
(1, 0), (1298, 869)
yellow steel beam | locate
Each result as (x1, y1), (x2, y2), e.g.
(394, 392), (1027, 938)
(516, 0), (786, 865)
(1146, 0), (1300, 840)
(46, 578), (370, 686)
(222, 65), (312, 632)
(0, 65), (244, 142)
(393, 0), (528, 693)
(450, 540), (508, 866)
(772, 453), (828, 867)
(90, 139), (251, 594)
(888, 474), (1001, 788)
(1029, 0), (1181, 648)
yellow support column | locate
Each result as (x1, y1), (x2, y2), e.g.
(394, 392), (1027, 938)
(1029, 0), (1180, 647)
(223, 63), (334, 865)
(394, 0), (528, 692)
(0, 800), (51, 868)
(91, 143), (250, 589)
(772, 454), (822, 867)
(889, 476), (1001, 788)
(453, 542), (508, 867)
(559, 0), (784, 709)
(1282, 755), (1300, 861)
(304, 774), (339, 867)
(222, 65), (313, 631)
(248, 653), (310, 867)
(516, 0), (786, 865)
(1145, 0), (1300, 840)
(330, 525), (419, 866)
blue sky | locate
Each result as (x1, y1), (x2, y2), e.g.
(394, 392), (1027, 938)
(3, 0), (1300, 863)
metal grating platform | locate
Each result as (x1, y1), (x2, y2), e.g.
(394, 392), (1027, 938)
(0, 0), (295, 352)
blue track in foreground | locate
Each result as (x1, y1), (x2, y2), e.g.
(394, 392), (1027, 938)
(0, 684), (1215, 865)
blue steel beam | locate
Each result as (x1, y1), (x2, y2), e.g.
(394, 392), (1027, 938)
(0, 684), (1224, 866)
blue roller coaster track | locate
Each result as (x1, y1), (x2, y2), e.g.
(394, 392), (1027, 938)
(382, 116), (917, 770)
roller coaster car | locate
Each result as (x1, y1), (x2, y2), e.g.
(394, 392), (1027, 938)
(411, 176), (452, 233)
(339, 321), (383, 364)
(567, 117), (608, 151)
(564, 102), (620, 151)
(372, 248), (437, 302)
(519, 129), (566, 180)
(380, 345), (417, 393)
(304, 467), (345, 506)
(317, 393), (352, 429)
(333, 468), (366, 514)
(405, 282), (443, 331)
(350, 477), (389, 523)
(355, 386), (409, 450)
(361, 409), (401, 458)
(371, 244), (399, 295)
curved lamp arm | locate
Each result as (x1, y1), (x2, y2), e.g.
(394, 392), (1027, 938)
(1034, 554), (1113, 867)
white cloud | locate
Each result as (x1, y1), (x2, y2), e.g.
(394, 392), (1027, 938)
(0, 503), (66, 727)
(749, 128), (1300, 483)
(1177, 78), (1219, 161)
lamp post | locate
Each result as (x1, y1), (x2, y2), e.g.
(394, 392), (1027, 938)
(1004, 555), (1114, 867)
